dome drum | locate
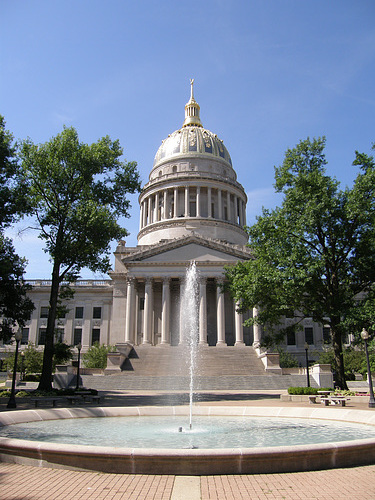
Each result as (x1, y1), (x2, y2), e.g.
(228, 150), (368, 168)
(137, 82), (248, 247)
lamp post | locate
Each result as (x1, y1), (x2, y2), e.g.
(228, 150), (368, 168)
(361, 329), (375, 409)
(20, 351), (25, 382)
(75, 343), (82, 391)
(7, 330), (23, 409)
(304, 342), (310, 388)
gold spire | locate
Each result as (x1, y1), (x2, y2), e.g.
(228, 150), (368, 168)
(182, 78), (203, 128)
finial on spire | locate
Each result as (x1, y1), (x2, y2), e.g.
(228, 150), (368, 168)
(183, 78), (203, 128)
(190, 78), (195, 100)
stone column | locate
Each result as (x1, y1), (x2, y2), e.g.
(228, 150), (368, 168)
(199, 277), (207, 344)
(185, 186), (189, 217)
(216, 278), (226, 345)
(139, 203), (143, 230)
(234, 195), (238, 224)
(161, 277), (171, 345)
(143, 200), (147, 227)
(163, 190), (168, 219)
(196, 186), (201, 217)
(179, 277), (186, 344)
(218, 189), (222, 219)
(125, 278), (135, 344)
(154, 192), (159, 222)
(243, 199), (247, 226)
(234, 301), (244, 345)
(143, 278), (153, 344)
(147, 196), (152, 225)
(208, 187), (212, 217)
(174, 188), (178, 218)
(252, 307), (261, 348)
(227, 191), (231, 222)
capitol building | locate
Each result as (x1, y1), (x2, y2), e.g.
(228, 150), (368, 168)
(9, 83), (330, 370)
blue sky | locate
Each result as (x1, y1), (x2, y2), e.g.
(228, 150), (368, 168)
(1, 0), (374, 278)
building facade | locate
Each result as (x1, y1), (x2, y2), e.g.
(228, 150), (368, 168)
(1, 83), (331, 366)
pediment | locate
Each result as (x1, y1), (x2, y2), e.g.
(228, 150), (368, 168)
(121, 235), (252, 264)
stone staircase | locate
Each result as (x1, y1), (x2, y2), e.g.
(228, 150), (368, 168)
(124, 345), (266, 377)
(81, 345), (316, 391)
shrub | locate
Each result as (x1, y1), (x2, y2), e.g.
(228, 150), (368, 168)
(82, 343), (115, 369)
(288, 386), (333, 395)
(277, 348), (299, 368)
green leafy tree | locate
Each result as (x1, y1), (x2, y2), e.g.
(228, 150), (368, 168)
(0, 116), (34, 341)
(225, 138), (375, 390)
(19, 126), (141, 391)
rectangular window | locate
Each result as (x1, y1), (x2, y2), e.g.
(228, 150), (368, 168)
(73, 328), (82, 346)
(304, 327), (314, 345)
(140, 298), (145, 311)
(38, 329), (46, 345)
(40, 306), (49, 318)
(323, 326), (331, 344)
(93, 307), (102, 319)
(75, 307), (84, 319)
(21, 328), (29, 345)
(286, 330), (296, 346)
(92, 328), (100, 345)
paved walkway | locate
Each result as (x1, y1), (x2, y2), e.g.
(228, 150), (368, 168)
(1, 462), (374, 499)
(1, 389), (375, 499)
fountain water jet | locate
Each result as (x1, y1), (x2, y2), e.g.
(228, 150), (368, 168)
(179, 261), (199, 430)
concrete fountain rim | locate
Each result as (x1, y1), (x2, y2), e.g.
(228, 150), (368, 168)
(1, 405), (375, 475)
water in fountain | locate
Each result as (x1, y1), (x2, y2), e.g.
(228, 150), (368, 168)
(180, 261), (199, 429)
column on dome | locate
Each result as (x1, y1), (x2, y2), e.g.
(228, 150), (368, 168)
(125, 277), (135, 343)
(234, 195), (238, 224)
(161, 277), (171, 344)
(154, 192), (159, 222)
(147, 196), (152, 225)
(199, 276), (207, 344)
(243, 200), (247, 226)
(207, 187), (212, 217)
(227, 191), (231, 222)
(234, 300), (244, 345)
(196, 186), (201, 217)
(143, 200), (147, 227)
(163, 190), (168, 220)
(218, 189), (222, 219)
(173, 187), (178, 218)
(216, 278), (226, 345)
(185, 186), (189, 217)
(139, 203), (143, 230)
(143, 278), (153, 344)
(253, 307), (261, 348)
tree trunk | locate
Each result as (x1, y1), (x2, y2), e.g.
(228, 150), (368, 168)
(331, 320), (348, 391)
(37, 261), (61, 391)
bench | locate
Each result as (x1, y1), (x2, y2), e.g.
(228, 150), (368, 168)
(30, 397), (58, 408)
(308, 395), (318, 404)
(321, 396), (349, 407)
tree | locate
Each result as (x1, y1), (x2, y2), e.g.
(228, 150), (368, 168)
(0, 235), (34, 341)
(20, 126), (141, 391)
(225, 137), (375, 390)
(0, 116), (34, 341)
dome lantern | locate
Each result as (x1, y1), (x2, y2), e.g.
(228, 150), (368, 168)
(182, 78), (203, 128)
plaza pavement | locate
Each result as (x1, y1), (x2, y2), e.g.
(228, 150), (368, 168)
(0, 389), (375, 499)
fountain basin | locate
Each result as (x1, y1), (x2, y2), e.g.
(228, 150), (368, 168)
(1, 406), (375, 475)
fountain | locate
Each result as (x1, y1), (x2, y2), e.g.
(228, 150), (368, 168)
(179, 261), (199, 430)
(1, 265), (375, 474)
